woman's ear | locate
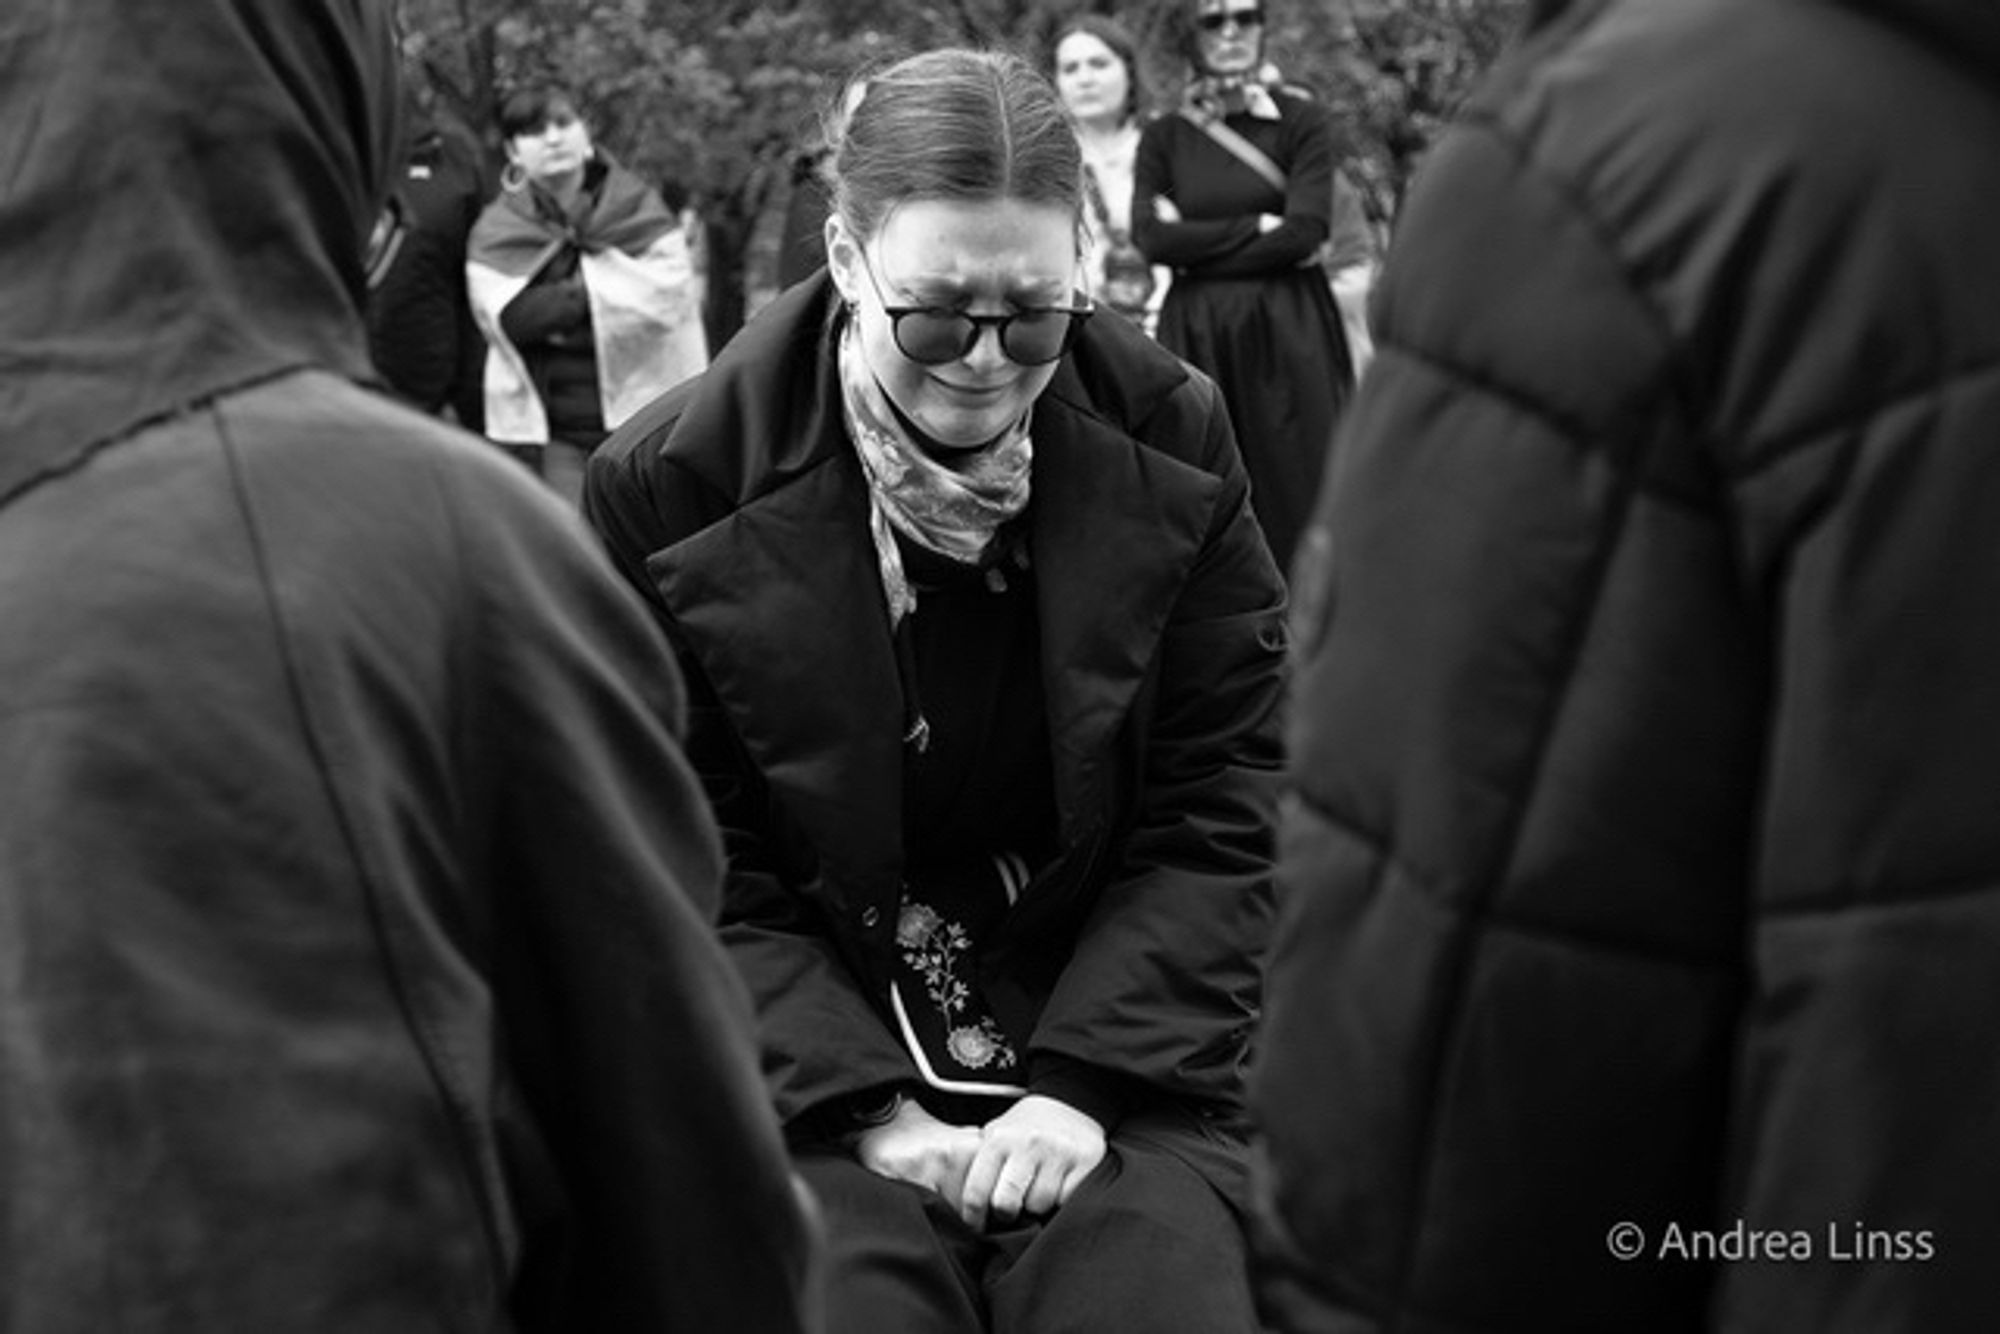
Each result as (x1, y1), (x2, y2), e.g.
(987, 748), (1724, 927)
(824, 215), (860, 305)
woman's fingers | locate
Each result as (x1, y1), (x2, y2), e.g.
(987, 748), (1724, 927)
(960, 1143), (1075, 1228)
(927, 1130), (979, 1202)
(1020, 1157), (1064, 1217)
(958, 1140), (1005, 1230)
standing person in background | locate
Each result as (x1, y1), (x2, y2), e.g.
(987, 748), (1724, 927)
(1051, 15), (1167, 332)
(588, 47), (1285, 1334)
(366, 67), (493, 430)
(1258, 61), (1385, 385)
(468, 84), (706, 506)
(1134, 0), (1353, 573)
(0, 0), (818, 1329)
(1257, 0), (2000, 1329)
(656, 175), (714, 359)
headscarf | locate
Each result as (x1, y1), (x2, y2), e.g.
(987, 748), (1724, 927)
(0, 0), (400, 506)
(836, 321), (1033, 629)
(1183, 0), (1282, 121)
(1183, 70), (1283, 121)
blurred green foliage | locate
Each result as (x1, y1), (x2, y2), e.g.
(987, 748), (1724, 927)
(401, 0), (1524, 341)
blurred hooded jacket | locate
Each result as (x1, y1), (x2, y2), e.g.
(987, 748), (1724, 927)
(0, 1), (817, 1328)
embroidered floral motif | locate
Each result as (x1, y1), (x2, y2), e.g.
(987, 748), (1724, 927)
(897, 900), (1017, 1071)
(946, 1026), (1009, 1069)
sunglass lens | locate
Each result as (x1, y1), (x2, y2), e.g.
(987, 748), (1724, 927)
(894, 312), (974, 364)
(1200, 9), (1262, 30)
(999, 312), (1075, 365)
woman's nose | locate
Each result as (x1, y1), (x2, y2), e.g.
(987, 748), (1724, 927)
(961, 322), (1011, 369)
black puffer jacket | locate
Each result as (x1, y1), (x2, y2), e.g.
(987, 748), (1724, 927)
(1256, 0), (2000, 1329)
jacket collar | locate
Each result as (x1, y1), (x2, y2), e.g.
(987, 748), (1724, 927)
(646, 303), (1220, 889)
(1029, 391), (1223, 839)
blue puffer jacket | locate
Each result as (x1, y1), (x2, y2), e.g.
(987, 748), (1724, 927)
(1256, 0), (2000, 1329)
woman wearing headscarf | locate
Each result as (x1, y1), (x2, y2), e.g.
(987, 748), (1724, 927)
(468, 84), (706, 504)
(1133, 0), (1354, 573)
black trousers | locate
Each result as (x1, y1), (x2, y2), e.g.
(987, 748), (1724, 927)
(795, 1110), (1259, 1334)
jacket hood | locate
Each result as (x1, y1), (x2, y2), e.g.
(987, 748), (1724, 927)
(0, 0), (402, 503)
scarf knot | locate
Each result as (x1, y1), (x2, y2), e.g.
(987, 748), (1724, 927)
(1185, 73), (1282, 121)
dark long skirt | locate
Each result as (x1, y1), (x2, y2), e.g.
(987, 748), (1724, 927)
(1156, 267), (1352, 575)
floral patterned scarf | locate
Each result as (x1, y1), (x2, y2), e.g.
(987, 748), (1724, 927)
(838, 320), (1033, 627)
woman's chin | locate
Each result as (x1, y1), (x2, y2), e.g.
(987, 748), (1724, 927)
(909, 406), (1016, 454)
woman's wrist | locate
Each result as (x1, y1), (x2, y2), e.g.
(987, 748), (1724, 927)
(837, 1086), (914, 1150)
(849, 1088), (907, 1131)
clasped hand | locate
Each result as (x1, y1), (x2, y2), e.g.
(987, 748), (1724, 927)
(853, 1094), (1106, 1230)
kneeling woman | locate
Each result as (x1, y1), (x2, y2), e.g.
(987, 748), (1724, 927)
(586, 48), (1284, 1334)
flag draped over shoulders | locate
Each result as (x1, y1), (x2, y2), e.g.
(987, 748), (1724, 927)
(467, 155), (706, 444)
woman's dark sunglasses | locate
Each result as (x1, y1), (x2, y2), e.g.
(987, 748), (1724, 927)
(1197, 7), (1264, 32)
(858, 252), (1093, 366)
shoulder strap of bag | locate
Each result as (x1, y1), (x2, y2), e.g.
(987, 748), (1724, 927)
(1177, 108), (1288, 195)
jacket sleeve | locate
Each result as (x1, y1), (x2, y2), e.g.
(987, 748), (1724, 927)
(1250, 100), (1752, 1329)
(1030, 375), (1289, 1116)
(1132, 100), (1337, 279)
(462, 469), (818, 1332)
(499, 252), (590, 347)
(679, 654), (924, 1133)
(1133, 117), (1261, 268)
(584, 435), (922, 1133)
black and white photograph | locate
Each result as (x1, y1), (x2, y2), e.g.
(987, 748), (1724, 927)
(3, 0), (1995, 1329)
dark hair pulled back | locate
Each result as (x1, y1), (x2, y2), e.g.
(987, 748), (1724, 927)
(825, 48), (1085, 249)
